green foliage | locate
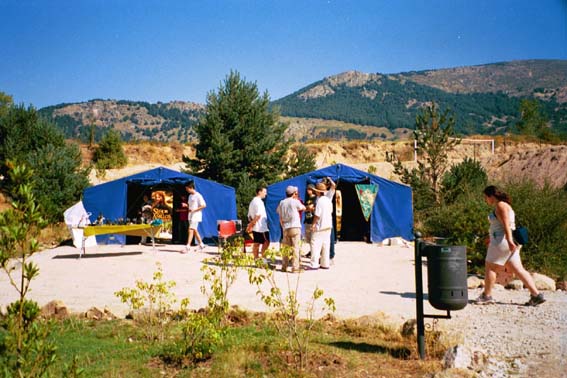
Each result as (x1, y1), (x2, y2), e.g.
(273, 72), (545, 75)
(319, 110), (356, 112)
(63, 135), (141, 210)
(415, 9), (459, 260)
(505, 181), (567, 280)
(420, 190), (490, 271)
(183, 71), (291, 220)
(0, 103), (90, 222)
(422, 177), (567, 278)
(114, 262), (182, 341)
(387, 104), (460, 208)
(285, 144), (317, 178)
(201, 238), (252, 319)
(0, 163), (58, 376)
(247, 246), (336, 372)
(516, 99), (547, 136)
(441, 157), (488, 204)
(161, 312), (224, 365)
(92, 129), (128, 170)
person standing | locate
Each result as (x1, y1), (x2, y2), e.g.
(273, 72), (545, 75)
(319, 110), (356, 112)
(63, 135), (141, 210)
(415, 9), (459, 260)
(474, 185), (545, 306)
(277, 185), (306, 273)
(303, 184), (317, 258)
(183, 182), (207, 253)
(308, 182), (333, 270)
(324, 177), (337, 262)
(247, 185), (270, 260)
(175, 194), (189, 244)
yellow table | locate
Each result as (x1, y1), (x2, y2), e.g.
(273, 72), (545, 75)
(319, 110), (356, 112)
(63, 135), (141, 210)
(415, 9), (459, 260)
(80, 224), (162, 258)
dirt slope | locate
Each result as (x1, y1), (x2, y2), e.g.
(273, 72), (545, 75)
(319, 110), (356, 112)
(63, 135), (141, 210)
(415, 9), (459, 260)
(83, 140), (567, 189)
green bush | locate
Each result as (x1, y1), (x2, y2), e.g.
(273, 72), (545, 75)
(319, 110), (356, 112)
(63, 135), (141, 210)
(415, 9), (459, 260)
(93, 129), (127, 170)
(422, 178), (567, 279)
(0, 104), (90, 222)
(421, 189), (489, 272)
(441, 157), (488, 204)
(505, 180), (567, 280)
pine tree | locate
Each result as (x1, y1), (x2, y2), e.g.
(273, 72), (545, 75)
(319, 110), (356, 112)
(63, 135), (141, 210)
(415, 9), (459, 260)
(387, 104), (460, 207)
(184, 71), (290, 218)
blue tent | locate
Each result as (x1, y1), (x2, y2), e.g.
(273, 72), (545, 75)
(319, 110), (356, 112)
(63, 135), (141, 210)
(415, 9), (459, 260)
(82, 166), (237, 244)
(266, 164), (413, 243)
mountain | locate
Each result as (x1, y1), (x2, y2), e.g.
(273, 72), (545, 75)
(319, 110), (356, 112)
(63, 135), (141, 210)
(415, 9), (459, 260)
(39, 60), (567, 143)
(272, 60), (567, 139)
(38, 100), (205, 143)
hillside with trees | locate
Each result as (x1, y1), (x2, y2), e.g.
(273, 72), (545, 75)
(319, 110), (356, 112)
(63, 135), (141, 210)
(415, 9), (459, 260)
(273, 60), (567, 138)
(36, 60), (567, 143)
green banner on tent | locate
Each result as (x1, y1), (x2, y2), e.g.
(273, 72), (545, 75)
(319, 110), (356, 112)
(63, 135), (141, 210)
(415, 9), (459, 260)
(355, 184), (378, 222)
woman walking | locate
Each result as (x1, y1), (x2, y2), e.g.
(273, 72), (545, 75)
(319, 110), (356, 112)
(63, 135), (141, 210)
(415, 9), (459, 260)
(474, 185), (545, 306)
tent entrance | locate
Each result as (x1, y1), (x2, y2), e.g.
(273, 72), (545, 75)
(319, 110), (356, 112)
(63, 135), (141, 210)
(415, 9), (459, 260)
(126, 183), (189, 245)
(335, 181), (371, 242)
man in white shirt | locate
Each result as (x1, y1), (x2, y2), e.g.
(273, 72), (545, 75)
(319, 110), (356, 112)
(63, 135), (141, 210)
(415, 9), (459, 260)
(183, 182), (206, 253)
(309, 182), (333, 269)
(277, 185), (306, 272)
(246, 186), (270, 259)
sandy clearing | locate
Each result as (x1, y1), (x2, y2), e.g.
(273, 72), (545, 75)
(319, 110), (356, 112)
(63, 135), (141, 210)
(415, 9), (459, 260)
(0, 241), (443, 322)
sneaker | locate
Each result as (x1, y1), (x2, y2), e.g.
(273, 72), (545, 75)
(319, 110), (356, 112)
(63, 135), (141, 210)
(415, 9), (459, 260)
(473, 292), (495, 305)
(181, 246), (190, 254)
(198, 244), (206, 250)
(525, 293), (546, 306)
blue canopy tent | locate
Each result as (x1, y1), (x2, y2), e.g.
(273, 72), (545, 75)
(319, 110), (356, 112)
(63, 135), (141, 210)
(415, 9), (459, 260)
(82, 166), (237, 244)
(266, 164), (413, 243)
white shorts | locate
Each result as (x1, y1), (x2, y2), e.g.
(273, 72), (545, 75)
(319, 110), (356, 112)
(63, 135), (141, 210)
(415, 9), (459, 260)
(486, 233), (521, 266)
(189, 220), (201, 230)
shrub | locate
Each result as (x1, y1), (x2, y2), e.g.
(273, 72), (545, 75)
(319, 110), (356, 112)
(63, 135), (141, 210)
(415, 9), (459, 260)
(0, 105), (90, 222)
(93, 129), (127, 170)
(422, 178), (567, 279)
(421, 189), (489, 272)
(441, 157), (488, 204)
(504, 180), (567, 280)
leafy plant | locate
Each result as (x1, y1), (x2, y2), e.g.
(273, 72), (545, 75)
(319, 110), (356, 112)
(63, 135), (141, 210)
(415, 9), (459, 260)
(0, 163), (58, 376)
(247, 246), (336, 372)
(114, 262), (183, 341)
(200, 238), (251, 320)
(93, 129), (128, 170)
(0, 103), (90, 222)
(441, 157), (488, 204)
(387, 104), (460, 209)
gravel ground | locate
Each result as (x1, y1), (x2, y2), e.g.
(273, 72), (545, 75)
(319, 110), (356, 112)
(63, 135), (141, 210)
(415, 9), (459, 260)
(445, 287), (567, 377)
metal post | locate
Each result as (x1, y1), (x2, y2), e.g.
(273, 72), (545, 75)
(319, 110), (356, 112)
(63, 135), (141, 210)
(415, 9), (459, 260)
(414, 232), (426, 359)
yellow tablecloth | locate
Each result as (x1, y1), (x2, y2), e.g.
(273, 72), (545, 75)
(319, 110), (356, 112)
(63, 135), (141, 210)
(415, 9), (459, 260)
(82, 224), (162, 237)
(79, 224), (162, 258)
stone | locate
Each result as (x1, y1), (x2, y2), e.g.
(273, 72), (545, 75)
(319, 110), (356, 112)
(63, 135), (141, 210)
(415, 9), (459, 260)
(40, 300), (69, 319)
(103, 307), (118, 320)
(85, 307), (105, 320)
(505, 279), (524, 290)
(443, 344), (472, 369)
(467, 275), (483, 289)
(532, 273), (556, 291)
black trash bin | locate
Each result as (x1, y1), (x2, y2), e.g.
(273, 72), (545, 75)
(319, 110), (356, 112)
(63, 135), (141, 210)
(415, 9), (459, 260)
(422, 243), (468, 311)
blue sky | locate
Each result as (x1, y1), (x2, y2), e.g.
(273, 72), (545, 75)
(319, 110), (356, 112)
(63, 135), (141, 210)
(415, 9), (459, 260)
(1, 0), (566, 109)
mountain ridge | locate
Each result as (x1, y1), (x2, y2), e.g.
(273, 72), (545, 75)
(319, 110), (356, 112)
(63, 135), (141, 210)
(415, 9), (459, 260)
(38, 59), (567, 142)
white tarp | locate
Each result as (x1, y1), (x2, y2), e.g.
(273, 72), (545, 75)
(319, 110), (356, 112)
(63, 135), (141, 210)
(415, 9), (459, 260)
(64, 201), (97, 249)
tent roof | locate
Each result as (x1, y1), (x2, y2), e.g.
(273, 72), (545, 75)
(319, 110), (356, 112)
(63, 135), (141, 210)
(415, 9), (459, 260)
(82, 166), (237, 242)
(266, 163), (413, 242)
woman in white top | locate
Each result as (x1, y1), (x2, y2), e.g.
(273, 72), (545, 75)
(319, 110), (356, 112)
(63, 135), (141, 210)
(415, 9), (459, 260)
(475, 185), (545, 306)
